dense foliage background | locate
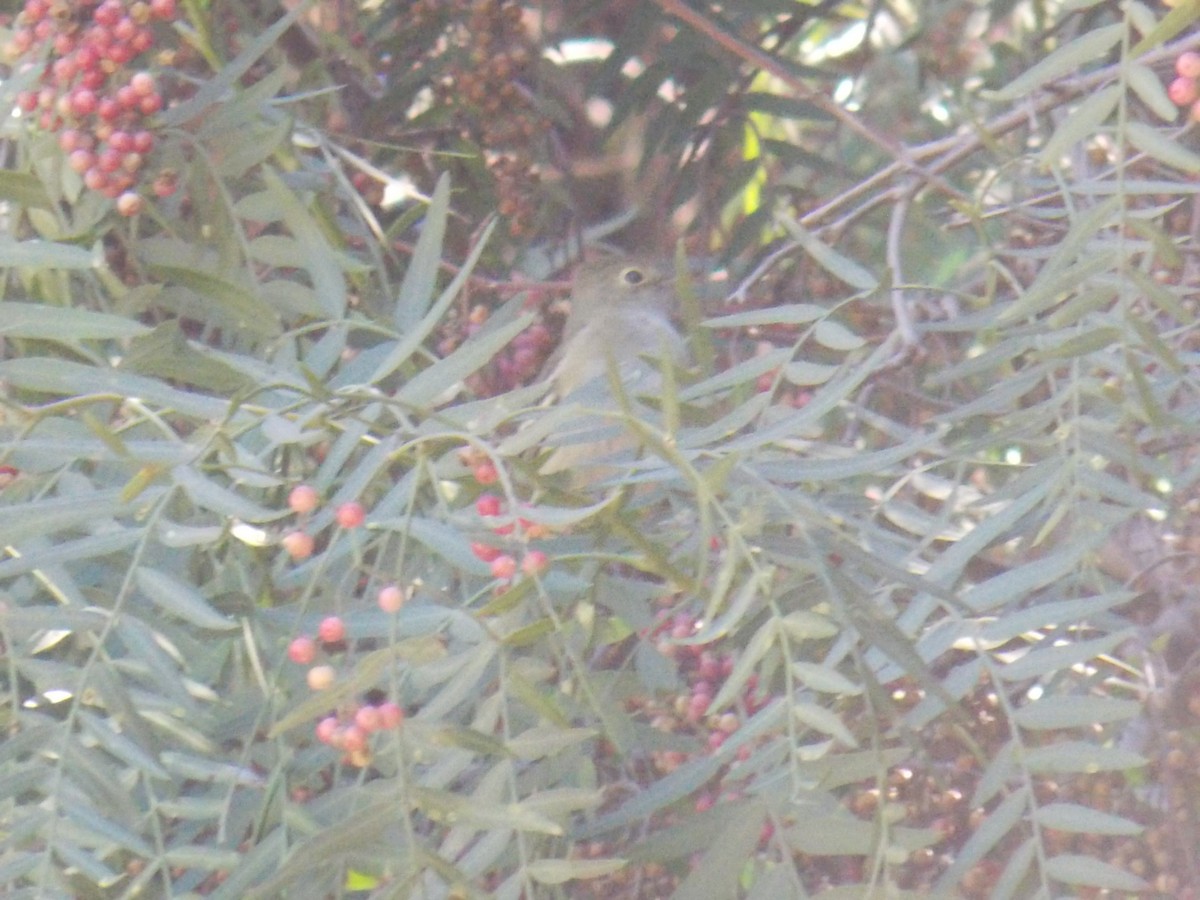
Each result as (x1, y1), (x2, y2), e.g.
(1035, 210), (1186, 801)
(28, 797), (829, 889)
(2, 0), (1200, 897)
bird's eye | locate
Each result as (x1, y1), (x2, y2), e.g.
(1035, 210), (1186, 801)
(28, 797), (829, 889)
(619, 267), (646, 286)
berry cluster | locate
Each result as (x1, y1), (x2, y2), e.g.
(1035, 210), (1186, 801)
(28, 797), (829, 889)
(281, 486), (367, 561)
(287, 617), (405, 770)
(439, 298), (557, 397)
(7, 0), (180, 215)
(1167, 51), (1200, 121)
(460, 453), (553, 583)
(407, 0), (548, 237)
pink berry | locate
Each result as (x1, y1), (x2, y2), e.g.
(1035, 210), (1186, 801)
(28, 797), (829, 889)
(473, 461), (499, 485)
(69, 88), (98, 116)
(471, 541), (501, 563)
(1177, 51), (1200, 79)
(287, 484), (319, 514)
(68, 149), (95, 174)
(150, 0), (177, 19)
(1168, 76), (1198, 107)
(377, 584), (404, 613)
(521, 550), (549, 576)
(281, 530), (315, 560)
(490, 554), (517, 580)
(317, 615), (345, 644)
(377, 701), (404, 729)
(287, 636), (317, 665)
(354, 705), (382, 732)
(334, 501), (365, 529)
(315, 716), (339, 744)
(130, 71), (155, 96)
(475, 493), (502, 516)
(340, 725), (367, 753)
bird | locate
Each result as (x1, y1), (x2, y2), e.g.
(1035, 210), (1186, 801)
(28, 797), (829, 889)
(536, 255), (687, 479)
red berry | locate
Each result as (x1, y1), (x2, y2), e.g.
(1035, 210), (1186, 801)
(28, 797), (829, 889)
(377, 584), (404, 613)
(340, 725), (367, 753)
(475, 493), (502, 516)
(130, 71), (155, 96)
(138, 92), (162, 115)
(76, 43), (100, 70)
(132, 130), (154, 153)
(287, 636), (317, 665)
(11, 28), (34, 55)
(281, 530), (315, 560)
(80, 68), (106, 91)
(317, 615), (346, 644)
(116, 85), (139, 109)
(490, 554), (517, 580)
(354, 705), (383, 732)
(1168, 76), (1198, 107)
(22, 0), (48, 22)
(315, 716), (339, 744)
(377, 701), (404, 729)
(473, 461), (499, 485)
(129, 26), (153, 54)
(521, 550), (549, 576)
(83, 168), (108, 191)
(97, 96), (121, 121)
(96, 148), (121, 172)
(113, 17), (136, 42)
(15, 90), (37, 113)
(52, 56), (78, 84)
(109, 130), (134, 152)
(1177, 51), (1200, 79)
(68, 149), (96, 173)
(94, 1), (122, 27)
(287, 484), (319, 514)
(306, 665), (335, 691)
(70, 89), (98, 117)
(471, 541), (501, 563)
(334, 501), (365, 529)
(150, 0), (177, 19)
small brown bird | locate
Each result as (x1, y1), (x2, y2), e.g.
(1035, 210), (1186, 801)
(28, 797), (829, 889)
(538, 255), (687, 478)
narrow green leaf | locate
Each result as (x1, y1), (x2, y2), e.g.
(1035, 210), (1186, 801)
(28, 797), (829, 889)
(778, 218), (878, 290)
(1130, 0), (1200, 55)
(1127, 121), (1200, 173)
(526, 858), (626, 885)
(671, 801), (767, 900)
(703, 303), (828, 328)
(263, 168), (346, 317)
(158, 3), (309, 126)
(135, 566), (238, 631)
(0, 303), (149, 340)
(394, 312), (534, 407)
(1022, 740), (1145, 774)
(1034, 803), (1142, 835)
(145, 264), (281, 336)
(1044, 854), (1148, 890)
(395, 172), (450, 330)
(934, 790), (1026, 892)
(1127, 62), (1178, 122)
(813, 319), (865, 351)
(0, 239), (101, 269)
(1038, 85), (1120, 166)
(988, 25), (1122, 100)
(1013, 695), (1141, 731)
